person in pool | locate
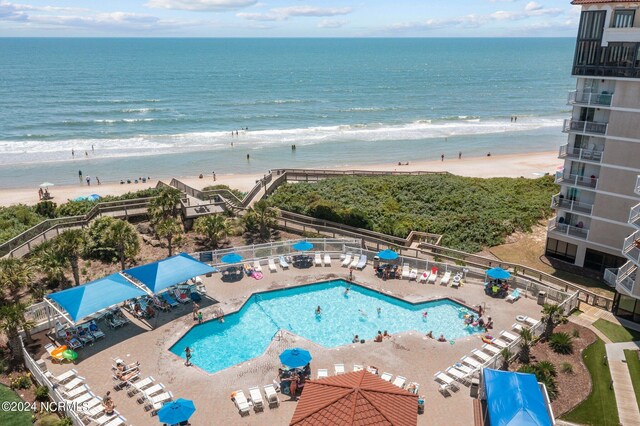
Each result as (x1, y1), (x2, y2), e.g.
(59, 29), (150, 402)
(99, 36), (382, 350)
(374, 331), (383, 342)
(352, 334), (359, 343)
(358, 309), (367, 317)
(344, 287), (350, 296)
(437, 334), (447, 342)
(426, 330), (434, 339)
(315, 306), (322, 315)
(422, 311), (428, 318)
(383, 330), (391, 338)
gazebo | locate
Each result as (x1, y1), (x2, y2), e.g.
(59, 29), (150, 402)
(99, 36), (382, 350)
(290, 370), (418, 426)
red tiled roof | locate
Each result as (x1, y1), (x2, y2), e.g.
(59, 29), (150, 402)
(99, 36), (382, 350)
(290, 370), (419, 426)
(572, 0), (637, 4)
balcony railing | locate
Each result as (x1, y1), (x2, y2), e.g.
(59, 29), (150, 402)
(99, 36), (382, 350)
(558, 144), (603, 163)
(563, 119), (608, 136)
(603, 268), (618, 288)
(547, 218), (589, 240)
(551, 194), (594, 215)
(616, 261), (637, 295)
(554, 172), (598, 189)
(636, 175), (640, 196)
(630, 202), (640, 230)
(567, 91), (613, 107)
(623, 230), (640, 265)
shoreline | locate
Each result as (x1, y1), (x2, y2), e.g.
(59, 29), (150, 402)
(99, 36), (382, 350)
(0, 150), (560, 207)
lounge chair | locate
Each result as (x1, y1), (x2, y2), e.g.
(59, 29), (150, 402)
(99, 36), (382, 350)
(65, 336), (83, 350)
(253, 260), (262, 272)
(392, 375), (406, 388)
(112, 371), (139, 390)
(279, 256), (289, 269)
(127, 376), (154, 397)
(492, 339), (509, 349)
(460, 356), (483, 369)
(160, 292), (179, 308)
(433, 371), (459, 393)
(264, 384), (279, 408)
(317, 369), (328, 379)
(409, 269), (418, 281)
(353, 364), (364, 372)
(471, 349), (491, 363)
(63, 376), (85, 391)
(233, 390), (251, 416)
(94, 412), (122, 426)
(482, 343), (501, 355)
(500, 331), (519, 342)
(45, 369), (77, 384)
(445, 366), (471, 384)
(44, 343), (65, 363)
(324, 254), (331, 266)
(87, 320), (106, 339)
(64, 384), (90, 399)
(248, 386), (264, 412)
(512, 322), (523, 332)
(314, 253), (322, 266)
(103, 416), (126, 426)
(380, 372), (392, 382)
(428, 268), (438, 284)
(54, 321), (67, 339)
(151, 296), (170, 312)
(517, 316), (540, 327)
(334, 364), (345, 375)
(268, 258), (277, 272)
(441, 271), (451, 285)
(147, 391), (173, 413)
(173, 289), (190, 304)
(356, 255), (367, 270)
(453, 363), (475, 375)
(341, 254), (352, 267)
(451, 273), (463, 288)
(68, 391), (95, 405)
(401, 265), (410, 279)
(138, 383), (164, 403)
(418, 271), (429, 283)
(349, 255), (360, 269)
(506, 289), (521, 303)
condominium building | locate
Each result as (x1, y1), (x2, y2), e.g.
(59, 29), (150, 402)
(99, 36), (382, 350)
(545, 0), (640, 281)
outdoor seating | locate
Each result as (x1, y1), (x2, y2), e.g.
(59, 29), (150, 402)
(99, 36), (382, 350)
(317, 369), (328, 378)
(233, 390), (251, 416)
(268, 258), (277, 272)
(428, 267), (438, 284)
(264, 384), (279, 408)
(380, 372), (392, 382)
(353, 364), (363, 372)
(146, 391), (173, 413)
(314, 253), (322, 266)
(44, 343), (65, 363)
(324, 254), (331, 266)
(63, 376), (85, 391)
(45, 369), (77, 384)
(349, 255), (360, 269)
(506, 289), (521, 303)
(249, 386), (264, 412)
(64, 384), (89, 399)
(401, 265), (410, 279)
(392, 375), (406, 388)
(128, 376), (154, 397)
(292, 255), (312, 268)
(434, 371), (459, 394)
(341, 254), (352, 267)
(356, 255), (367, 270)
(253, 260), (262, 272)
(160, 292), (179, 308)
(460, 355), (482, 370)
(418, 271), (429, 283)
(409, 269), (418, 281)
(279, 256), (289, 269)
(334, 363), (345, 375)
(441, 271), (451, 285)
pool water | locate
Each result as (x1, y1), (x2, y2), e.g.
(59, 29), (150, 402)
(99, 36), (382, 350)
(170, 280), (482, 373)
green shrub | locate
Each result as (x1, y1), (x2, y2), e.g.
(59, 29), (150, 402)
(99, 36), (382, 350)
(35, 414), (60, 426)
(9, 373), (32, 390)
(550, 332), (574, 354)
(560, 362), (574, 374)
(572, 328), (580, 338)
(34, 201), (57, 218)
(35, 385), (49, 401)
(55, 418), (73, 426)
(55, 200), (95, 217)
(0, 205), (47, 244)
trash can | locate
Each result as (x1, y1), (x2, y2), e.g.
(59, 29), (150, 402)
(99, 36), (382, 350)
(469, 378), (479, 398)
(417, 397), (425, 414)
(537, 291), (547, 306)
(373, 256), (380, 270)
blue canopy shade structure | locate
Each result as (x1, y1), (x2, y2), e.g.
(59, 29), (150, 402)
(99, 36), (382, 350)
(124, 252), (215, 294)
(46, 273), (146, 323)
(292, 240), (314, 251)
(487, 267), (511, 280)
(157, 398), (196, 424)
(377, 249), (399, 261)
(483, 369), (552, 426)
(279, 348), (312, 368)
(220, 253), (243, 264)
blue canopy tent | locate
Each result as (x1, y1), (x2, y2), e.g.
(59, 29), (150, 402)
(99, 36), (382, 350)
(46, 273), (147, 324)
(483, 368), (552, 426)
(124, 252), (215, 294)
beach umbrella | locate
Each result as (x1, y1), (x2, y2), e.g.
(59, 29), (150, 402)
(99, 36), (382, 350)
(87, 194), (101, 201)
(62, 349), (78, 361)
(221, 253), (243, 264)
(279, 348), (312, 368)
(377, 249), (399, 261)
(292, 240), (314, 252)
(157, 398), (196, 425)
(39, 182), (55, 188)
(486, 267), (511, 280)
(73, 196), (88, 202)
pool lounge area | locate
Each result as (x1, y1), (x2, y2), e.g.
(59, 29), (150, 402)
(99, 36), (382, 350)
(33, 242), (571, 426)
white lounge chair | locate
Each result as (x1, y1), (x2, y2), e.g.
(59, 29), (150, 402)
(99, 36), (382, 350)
(233, 390), (251, 416)
(253, 260), (262, 272)
(380, 372), (392, 382)
(506, 289), (521, 303)
(392, 375), (406, 388)
(517, 316), (540, 327)
(349, 255), (360, 269)
(492, 339), (509, 349)
(324, 254), (331, 266)
(68, 391), (94, 405)
(334, 363), (345, 375)
(317, 369), (328, 379)
(428, 268), (438, 284)
(63, 376), (85, 391)
(264, 384), (279, 408)
(103, 416), (126, 426)
(268, 258), (277, 272)
(434, 371), (459, 393)
(45, 369), (77, 383)
(441, 271), (451, 285)
(401, 265), (410, 279)
(94, 412), (122, 426)
(139, 383), (164, 402)
(453, 363), (475, 375)
(460, 356), (483, 369)
(445, 366), (470, 384)
(64, 384), (89, 399)
(353, 364), (364, 372)
(147, 391), (173, 413)
(248, 386), (264, 412)
(127, 376), (154, 397)
(471, 349), (491, 362)
(356, 255), (367, 270)
(341, 254), (352, 267)
(482, 343), (501, 355)
(512, 322), (523, 332)
(314, 253), (322, 266)
(409, 269), (418, 281)
(418, 271), (429, 283)
(501, 331), (519, 342)
(279, 256), (289, 269)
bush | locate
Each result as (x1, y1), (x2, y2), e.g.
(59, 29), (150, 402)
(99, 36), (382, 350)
(0, 205), (47, 244)
(35, 385), (49, 401)
(34, 201), (57, 218)
(518, 363), (558, 401)
(203, 184), (246, 201)
(560, 362), (574, 374)
(9, 373), (32, 390)
(35, 414), (61, 426)
(572, 328), (580, 338)
(550, 332), (574, 354)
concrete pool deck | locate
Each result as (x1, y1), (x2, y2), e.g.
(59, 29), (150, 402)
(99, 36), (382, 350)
(39, 263), (546, 426)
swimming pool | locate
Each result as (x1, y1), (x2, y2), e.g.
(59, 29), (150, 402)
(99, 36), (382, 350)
(170, 280), (482, 373)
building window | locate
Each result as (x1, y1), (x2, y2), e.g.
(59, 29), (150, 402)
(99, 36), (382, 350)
(583, 248), (626, 273)
(578, 11), (606, 39)
(612, 10), (635, 28)
(613, 293), (640, 323)
(545, 238), (577, 263)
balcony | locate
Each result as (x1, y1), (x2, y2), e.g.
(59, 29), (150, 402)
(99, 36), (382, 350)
(623, 230), (640, 265)
(563, 119), (608, 136)
(554, 172), (598, 189)
(604, 268), (618, 288)
(551, 194), (594, 215)
(547, 218), (589, 240)
(630, 202), (640, 229)
(615, 261), (637, 295)
(567, 91), (613, 107)
(558, 144), (603, 163)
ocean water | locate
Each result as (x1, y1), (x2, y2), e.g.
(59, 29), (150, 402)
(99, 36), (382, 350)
(0, 38), (574, 187)
(170, 280), (480, 374)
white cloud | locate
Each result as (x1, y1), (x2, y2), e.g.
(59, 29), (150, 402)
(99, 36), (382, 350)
(238, 5), (352, 21)
(145, 0), (256, 12)
(524, 2), (542, 12)
(318, 19), (347, 29)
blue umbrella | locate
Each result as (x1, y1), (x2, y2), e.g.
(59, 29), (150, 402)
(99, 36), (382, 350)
(279, 348), (312, 368)
(377, 249), (399, 261)
(87, 194), (101, 201)
(221, 253), (243, 264)
(487, 267), (511, 280)
(292, 240), (314, 251)
(157, 398), (196, 425)
(73, 196), (88, 201)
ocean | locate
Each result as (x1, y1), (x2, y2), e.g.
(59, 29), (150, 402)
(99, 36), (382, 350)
(0, 38), (575, 187)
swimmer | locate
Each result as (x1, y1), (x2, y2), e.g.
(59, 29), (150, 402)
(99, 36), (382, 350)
(352, 334), (359, 343)
(315, 306), (322, 315)
(426, 330), (434, 339)
(358, 309), (367, 317)
(422, 311), (428, 318)
(383, 330), (390, 338)
(437, 334), (447, 342)
(376, 307), (381, 315)
(344, 287), (350, 296)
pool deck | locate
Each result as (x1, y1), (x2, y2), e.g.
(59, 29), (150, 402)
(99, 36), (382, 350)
(39, 263), (545, 426)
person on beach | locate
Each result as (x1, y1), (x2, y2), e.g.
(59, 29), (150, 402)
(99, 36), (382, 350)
(96, 176), (100, 185)
(86, 176), (91, 186)
(441, 154), (444, 162)
(352, 334), (359, 343)
(38, 188), (43, 200)
(246, 154), (250, 160)
(426, 330), (434, 339)
(72, 149), (75, 158)
(374, 331), (383, 342)
(103, 391), (116, 415)
(184, 346), (192, 366)
(383, 330), (391, 338)
(437, 334), (447, 342)
(78, 170), (83, 182)
(91, 144), (94, 152)
(212, 171), (216, 181)
(458, 151), (462, 159)
(85, 151), (88, 157)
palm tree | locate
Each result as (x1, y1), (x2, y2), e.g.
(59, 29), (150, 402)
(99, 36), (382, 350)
(0, 258), (33, 304)
(500, 348), (513, 371)
(149, 187), (182, 224)
(104, 219), (140, 270)
(542, 303), (565, 340)
(245, 200), (278, 241)
(519, 327), (534, 364)
(194, 215), (230, 249)
(0, 303), (34, 366)
(156, 218), (182, 257)
(55, 229), (85, 287)
(35, 245), (68, 288)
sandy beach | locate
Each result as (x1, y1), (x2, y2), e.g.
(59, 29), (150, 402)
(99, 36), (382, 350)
(0, 150), (560, 207)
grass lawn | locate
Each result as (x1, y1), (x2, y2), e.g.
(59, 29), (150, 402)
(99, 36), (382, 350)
(0, 384), (32, 426)
(561, 338), (619, 425)
(593, 319), (640, 343)
(624, 349), (640, 411)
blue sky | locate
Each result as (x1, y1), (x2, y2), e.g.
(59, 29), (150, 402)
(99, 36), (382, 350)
(0, 0), (580, 37)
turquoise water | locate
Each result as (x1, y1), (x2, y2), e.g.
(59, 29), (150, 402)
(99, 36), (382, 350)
(170, 280), (481, 374)
(0, 38), (574, 187)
